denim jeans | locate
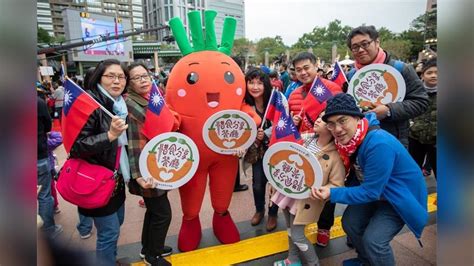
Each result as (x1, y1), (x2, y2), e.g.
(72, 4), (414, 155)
(341, 201), (405, 266)
(37, 158), (55, 233)
(93, 204), (125, 266)
(252, 158), (278, 216)
(77, 211), (94, 236)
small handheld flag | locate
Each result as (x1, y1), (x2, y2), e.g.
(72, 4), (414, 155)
(141, 81), (175, 139)
(264, 89), (301, 146)
(61, 78), (100, 153)
(330, 61), (348, 88)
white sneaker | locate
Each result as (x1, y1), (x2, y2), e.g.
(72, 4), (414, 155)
(49, 224), (63, 239)
(80, 231), (92, 239)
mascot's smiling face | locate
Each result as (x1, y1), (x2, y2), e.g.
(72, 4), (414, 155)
(166, 50), (245, 117)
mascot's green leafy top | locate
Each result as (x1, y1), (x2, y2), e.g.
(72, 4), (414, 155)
(168, 10), (236, 56)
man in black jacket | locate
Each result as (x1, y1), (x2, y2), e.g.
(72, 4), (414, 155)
(37, 94), (62, 239)
(346, 25), (429, 147)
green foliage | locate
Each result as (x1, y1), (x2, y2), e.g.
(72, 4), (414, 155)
(255, 36), (287, 64)
(232, 37), (253, 57)
(382, 39), (412, 60)
(410, 10), (437, 39)
(37, 27), (52, 44)
(399, 30), (424, 61)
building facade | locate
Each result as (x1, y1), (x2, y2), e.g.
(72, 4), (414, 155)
(207, 0), (245, 42)
(39, 0), (144, 39)
(143, 0), (244, 43)
(37, 0), (54, 37)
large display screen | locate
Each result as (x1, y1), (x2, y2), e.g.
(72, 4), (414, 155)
(63, 9), (133, 62)
(81, 17), (125, 56)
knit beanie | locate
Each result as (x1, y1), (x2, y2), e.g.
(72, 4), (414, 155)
(322, 93), (364, 122)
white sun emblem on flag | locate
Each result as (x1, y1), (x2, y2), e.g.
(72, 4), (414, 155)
(276, 118), (286, 131)
(314, 85), (326, 96)
(64, 90), (72, 107)
(151, 92), (163, 106)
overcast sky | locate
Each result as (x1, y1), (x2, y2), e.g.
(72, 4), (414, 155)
(245, 0), (427, 46)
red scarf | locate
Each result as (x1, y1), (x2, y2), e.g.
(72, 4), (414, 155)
(354, 48), (386, 70)
(335, 118), (369, 173)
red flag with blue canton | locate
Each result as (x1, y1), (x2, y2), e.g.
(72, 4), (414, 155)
(302, 77), (342, 127)
(265, 90), (302, 146)
(141, 81), (174, 139)
(62, 78), (100, 153)
(330, 61), (348, 87)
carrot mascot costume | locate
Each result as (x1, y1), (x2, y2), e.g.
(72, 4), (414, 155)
(167, 10), (261, 251)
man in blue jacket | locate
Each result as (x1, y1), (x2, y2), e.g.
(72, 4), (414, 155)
(313, 93), (428, 266)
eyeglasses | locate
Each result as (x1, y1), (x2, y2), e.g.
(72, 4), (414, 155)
(350, 40), (374, 52)
(102, 74), (127, 81)
(325, 117), (350, 131)
(129, 74), (151, 82)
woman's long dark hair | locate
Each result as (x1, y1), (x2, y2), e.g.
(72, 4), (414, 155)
(244, 67), (273, 109)
(88, 59), (128, 95)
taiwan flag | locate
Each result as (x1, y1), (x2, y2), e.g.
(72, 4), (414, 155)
(330, 61), (348, 88)
(62, 78), (100, 153)
(265, 90), (302, 146)
(302, 77), (342, 126)
(141, 82), (174, 139)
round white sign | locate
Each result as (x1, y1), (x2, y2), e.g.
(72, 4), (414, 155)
(202, 110), (258, 155)
(348, 64), (406, 109)
(139, 132), (199, 190)
(263, 141), (323, 199)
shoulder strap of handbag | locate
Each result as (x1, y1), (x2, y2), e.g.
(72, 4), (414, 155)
(114, 147), (122, 171)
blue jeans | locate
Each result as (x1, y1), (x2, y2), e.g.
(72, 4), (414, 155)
(93, 204), (125, 266)
(77, 211), (94, 236)
(37, 158), (55, 232)
(252, 158), (278, 216)
(342, 201), (405, 266)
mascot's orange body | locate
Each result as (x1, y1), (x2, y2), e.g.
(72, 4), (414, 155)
(166, 51), (260, 251)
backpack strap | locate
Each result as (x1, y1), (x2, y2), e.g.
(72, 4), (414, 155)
(347, 68), (357, 81)
(391, 60), (405, 73)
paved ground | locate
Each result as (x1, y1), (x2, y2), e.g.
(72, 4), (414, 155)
(51, 143), (437, 265)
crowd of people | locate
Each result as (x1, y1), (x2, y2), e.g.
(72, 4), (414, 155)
(37, 25), (437, 266)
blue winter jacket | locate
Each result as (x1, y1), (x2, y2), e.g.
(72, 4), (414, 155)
(330, 112), (428, 238)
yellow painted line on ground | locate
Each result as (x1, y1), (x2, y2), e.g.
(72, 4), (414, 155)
(131, 193), (437, 266)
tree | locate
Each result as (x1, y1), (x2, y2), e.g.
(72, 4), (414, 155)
(291, 20), (352, 62)
(410, 10), (437, 40)
(399, 30), (424, 61)
(38, 27), (52, 44)
(255, 36), (287, 65)
(232, 37), (253, 57)
(383, 39), (412, 60)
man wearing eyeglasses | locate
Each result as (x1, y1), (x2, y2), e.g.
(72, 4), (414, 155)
(346, 25), (428, 148)
(313, 93), (428, 266)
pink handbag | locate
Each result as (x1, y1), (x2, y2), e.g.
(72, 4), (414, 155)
(57, 148), (121, 209)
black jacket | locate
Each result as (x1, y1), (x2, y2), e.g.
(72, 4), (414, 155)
(348, 52), (429, 147)
(382, 53), (429, 147)
(70, 89), (125, 217)
(38, 96), (52, 160)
